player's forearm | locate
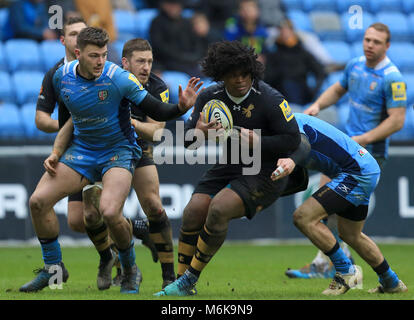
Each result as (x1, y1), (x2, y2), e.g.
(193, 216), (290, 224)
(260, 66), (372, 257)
(52, 118), (74, 157)
(35, 111), (59, 133)
(261, 132), (301, 155)
(139, 94), (185, 121)
(132, 120), (165, 142)
(356, 111), (405, 145)
(315, 82), (346, 110)
(289, 134), (311, 165)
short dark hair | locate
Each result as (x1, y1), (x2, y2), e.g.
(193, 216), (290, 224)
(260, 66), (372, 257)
(367, 22), (391, 43)
(200, 40), (264, 81)
(77, 27), (109, 50)
(62, 16), (86, 36)
(122, 38), (152, 59)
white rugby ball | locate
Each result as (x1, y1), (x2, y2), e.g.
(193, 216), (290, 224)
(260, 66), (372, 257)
(202, 99), (233, 140)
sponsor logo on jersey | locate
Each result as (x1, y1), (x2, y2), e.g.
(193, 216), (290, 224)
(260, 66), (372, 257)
(160, 89), (169, 103)
(242, 104), (254, 118)
(369, 81), (377, 90)
(233, 105), (241, 111)
(98, 90), (108, 101)
(391, 82), (406, 101)
(279, 99), (294, 122)
(128, 73), (144, 90)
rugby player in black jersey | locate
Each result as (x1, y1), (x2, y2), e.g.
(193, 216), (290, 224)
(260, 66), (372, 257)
(156, 40), (308, 296)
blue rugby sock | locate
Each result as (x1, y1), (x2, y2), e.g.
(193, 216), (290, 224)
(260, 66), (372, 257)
(39, 237), (62, 266)
(373, 259), (399, 288)
(324, 241), (354, 275)
(118, 240), (136, 269)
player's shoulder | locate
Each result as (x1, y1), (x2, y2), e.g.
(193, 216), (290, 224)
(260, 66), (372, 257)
(102, 61), (124, 79)
(198, 82), (226, 100)
(345, 56), (364, 70)
(381, 57), (404, 81)
(255, 80), (286, 104)
(147, 72), (168, 92)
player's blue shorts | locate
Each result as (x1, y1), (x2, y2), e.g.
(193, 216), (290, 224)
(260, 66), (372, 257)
(326, 172), (380, 206)
(60, 143), (142, 183)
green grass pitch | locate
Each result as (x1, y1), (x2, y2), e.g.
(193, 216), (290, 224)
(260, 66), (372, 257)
(0, 243), (413, 300)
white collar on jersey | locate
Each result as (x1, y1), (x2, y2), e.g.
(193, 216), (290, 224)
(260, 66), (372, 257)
(361, 55), (390, 70)
(225, 81), (254, 104)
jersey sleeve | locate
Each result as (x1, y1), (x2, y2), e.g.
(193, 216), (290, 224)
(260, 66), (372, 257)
(339, 57), (358, 90)
(384, 71), (407, 109)
(37, 67), (58, 113)
(113, 68), (148, 105)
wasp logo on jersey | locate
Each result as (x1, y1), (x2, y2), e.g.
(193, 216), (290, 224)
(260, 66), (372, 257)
(279, 99), (294, 122)
(242, 104), (255, 118)
(160, 89), (169, 103)
(391, 82), (406, 101)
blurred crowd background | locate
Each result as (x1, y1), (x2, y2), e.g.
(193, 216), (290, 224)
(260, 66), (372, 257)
(0, 0), (413, 144)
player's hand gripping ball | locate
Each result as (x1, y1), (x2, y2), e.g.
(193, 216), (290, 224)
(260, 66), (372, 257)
(202, 99), (233, 141)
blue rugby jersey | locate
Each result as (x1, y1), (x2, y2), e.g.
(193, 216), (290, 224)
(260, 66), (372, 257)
(339, 56), (407, 158)
(52, 60), (148, 150)
(294, 113), (380, 178)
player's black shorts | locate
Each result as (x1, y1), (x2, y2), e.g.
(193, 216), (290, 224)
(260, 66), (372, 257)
(136, 145), (155, 168)
(312, 185), (368, 221)
(193, 164), (288, 219)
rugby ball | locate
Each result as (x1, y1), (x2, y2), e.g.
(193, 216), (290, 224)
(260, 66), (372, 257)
(202, 99), (233, 140)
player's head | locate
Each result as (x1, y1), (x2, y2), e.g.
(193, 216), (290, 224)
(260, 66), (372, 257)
(363, 23), (391, 65)
(121, 38), (153, 85)
(201, 40), (264, 97)
(75, 27), (109, 79)
(61, 17), (87, 60)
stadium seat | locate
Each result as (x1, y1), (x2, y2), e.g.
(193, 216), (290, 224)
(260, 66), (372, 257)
(282, 0), (303, 11)
(112, 40), (125, 61)
(403, 73), (414, 105)
(387, 43), (414, 72)
(375, 12), (410, 41)
(302, 0), (337, 12)
(12, 71), (44, 105)
(336, 103), (350, 132)
(131, 0), (148, 10)
(0, 8), (8, 41)
(287, 10), (313, 32)
(0, 103), (24, 138)
(340, 12), (375, 43)
(408, 14), (414, 38)
(40, 40), (65, 71)
(402, 1), (414, 14)
(322, 41), (352, 64)
(4, 39), (42, 72)
(350, 41), (363, 58)
(309, 11), (344, 41)
(20, 102), (56, 139)
(0, 71), (15, 104)
(369, 0), (403, 13)
(135, 8), (159, 39)
(0, 42), (7, 72)
(161, 70), (191, 104)
(336, 0), (370, 14)
(390, 106), (414, 142)
(113, 9), (137, 41)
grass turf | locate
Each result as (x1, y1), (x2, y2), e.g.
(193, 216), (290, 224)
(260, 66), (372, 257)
(0, 243), (413, 300)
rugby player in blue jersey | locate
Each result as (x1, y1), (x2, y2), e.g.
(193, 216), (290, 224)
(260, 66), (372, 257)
(286, 23), (407, 280)
(19, 27), (202, 294)
(272, 113), (407, 295)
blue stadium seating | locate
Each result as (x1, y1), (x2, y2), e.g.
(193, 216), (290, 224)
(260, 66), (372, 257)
(376, 12), (410, 41)
(20, 102), (57, 139)
(322, 41), (352, 64)
(282, 0), (303, 11)
(340, 12), (375, 43)
(390, 106), (414, 142)
(0, 103), (24, 138)
(40, 40), (65, 71)
(387, 43), (414, 72)
(403, 73), (414, 105)
(287, 10), (313, 32)
(0, 71), (15, 104)
(12, 71), (44, 105)
(0, 42), (7, 72)
(135, 8), (159, 39)
(336, 0), (370, 13)
(402, 1), (414, 14)
(161, 71), (191, 104)
(131, 0), (148, 10)
(350, 41), (363, 57)
(369, 0), (403, 13)
(302, 0), (337, 12)
(5, 39), (42, 72)
(408, 13), (414, 38)
(336, 103), (350, 132)
(310, 11), (344, 41)
(113, 9), (137, 41)
(112, 40), (125, 61)
(0, 8), (8, 41)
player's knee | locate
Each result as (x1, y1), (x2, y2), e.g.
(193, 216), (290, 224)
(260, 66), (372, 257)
(67, 216), (85, 233)
(141, 197), (163, 221)
(84, 206), (101, 226)
(181, 203), (206, 231)
(206, 202), (228, 232)
(29, 193), (47, 215)
(293, 207), (309, 230)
